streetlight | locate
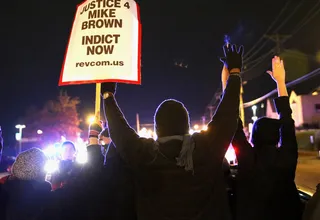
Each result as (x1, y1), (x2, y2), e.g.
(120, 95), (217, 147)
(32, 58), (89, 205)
(15, 124), (26, 154)
(37, 129), (43, 135)
(87, 115), (95, 124)
(251, 105), (258, 122)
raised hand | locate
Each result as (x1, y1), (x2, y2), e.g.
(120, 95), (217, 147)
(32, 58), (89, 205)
(220, 44), (244, 73)
(101, 82), (117, 95)
(267, 56), (286, 83)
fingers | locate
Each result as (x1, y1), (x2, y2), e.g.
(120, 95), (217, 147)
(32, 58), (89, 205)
(231, 44), (237, 52)
(223, 44), (244, 55)
(223, 45), (228, 57)
(238, 45), (244, 56)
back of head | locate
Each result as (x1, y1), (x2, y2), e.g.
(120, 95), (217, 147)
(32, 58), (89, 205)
(12, 148), (47, 181)
(250, 117), (281, 147)
(154, 99), (190, 138)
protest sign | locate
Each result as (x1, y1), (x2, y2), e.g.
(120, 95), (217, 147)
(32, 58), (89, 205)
(59, 0), (141, 86)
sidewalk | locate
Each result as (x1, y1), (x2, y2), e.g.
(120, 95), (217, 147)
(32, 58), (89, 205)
(296, 151), (320, 195)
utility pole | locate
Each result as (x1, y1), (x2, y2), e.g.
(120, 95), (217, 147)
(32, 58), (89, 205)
(264, 34), (291, 54)
(95, 83), (101, 120)
(240, 84), (245, 125)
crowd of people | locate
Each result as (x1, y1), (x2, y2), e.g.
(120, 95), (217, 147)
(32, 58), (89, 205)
(0, 44), (319, 220)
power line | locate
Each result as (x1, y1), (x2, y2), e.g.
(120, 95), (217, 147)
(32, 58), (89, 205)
(291, 6), (320, 35)
(264, 34), (292, 54)
(244, 1), (304, 63)
(244, 1), (290, 60)
(273, 0), (304, 32)
(243, 68), (320, 108)
(293, 0), (320, 31)
(242, 49), (274, 73)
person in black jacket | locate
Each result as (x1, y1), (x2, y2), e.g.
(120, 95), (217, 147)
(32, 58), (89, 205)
(233, 56), (302, 220)
(0, 148), (51, 220)
(100, 44), (243, 220)
(38, 121), (114, 220)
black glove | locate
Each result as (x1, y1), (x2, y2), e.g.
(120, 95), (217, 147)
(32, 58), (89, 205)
(101, 83), (117, 95)
(220, 44), (244, 72)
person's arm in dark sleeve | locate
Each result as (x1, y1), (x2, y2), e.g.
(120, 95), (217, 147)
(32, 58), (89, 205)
(103, 95), (157, 167)
(86, 144), (105, 168)
(205, 74), (241, 159)
(232, 118), (254, 174)
(274, 95), (298, 178)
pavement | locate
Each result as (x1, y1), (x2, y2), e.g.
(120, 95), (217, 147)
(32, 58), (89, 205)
(295, 151), (320, 195)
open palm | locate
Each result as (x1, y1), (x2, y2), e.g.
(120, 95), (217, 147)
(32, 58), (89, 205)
(267, 56), (286, 83)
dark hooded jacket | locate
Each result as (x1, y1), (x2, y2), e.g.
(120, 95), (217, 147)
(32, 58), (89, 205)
(0, 179), (52, 220)
(39, 142), (135, 220)
(103, 75), (241, 220)
(232, 96), (302, 220)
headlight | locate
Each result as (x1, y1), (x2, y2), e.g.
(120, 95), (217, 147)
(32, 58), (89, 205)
(44, 160), (59, 174)
(76, 151), (87, 164)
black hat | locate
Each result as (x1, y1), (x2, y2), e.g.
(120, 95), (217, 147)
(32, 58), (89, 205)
(154, 99), (190, 138)
(250, 117), (280, 146)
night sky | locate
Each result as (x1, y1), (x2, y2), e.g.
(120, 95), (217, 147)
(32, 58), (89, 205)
(1, 0), (320, 145)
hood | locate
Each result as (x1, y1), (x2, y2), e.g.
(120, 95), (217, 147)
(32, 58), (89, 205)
(156, 135), (195, 173)
(154, 99), (190, 138)
(250, 117), (280, 147)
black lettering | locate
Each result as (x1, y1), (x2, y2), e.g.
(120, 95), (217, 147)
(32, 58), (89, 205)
(82, 21), (88, 30)
(101, 61), (108, 65)
(119, 61), (124, 66)
(89, 20), (95, 29)
(96, 0), (103, 8)
(113, 61), (119, 65)
(96, 19), (104, 28)
(114, 0), (121, 8)
(89, 1), (96, 9)
(124, 2), (130, 9)
(79, 62), (84, 67)
(113, 34), (120, 43)
(86, 45), (115, 55)
(76, 62), (80, 67)
(100, 9), (109, 18)
(80, 2), (96, 15)
(87, 46), (95, 55)
(91, 62), (95, 66)
(104, 45), (114, 54)
(96, 61), (101, 66)
(82, 34), (121, 45)
(88, 9), (116, 19)
(88, 10), (97, 19)
(81, 19), (122, 29)
(109, 9), (116, 17)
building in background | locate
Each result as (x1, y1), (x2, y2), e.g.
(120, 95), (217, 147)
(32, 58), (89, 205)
(266, 89), (320, 127)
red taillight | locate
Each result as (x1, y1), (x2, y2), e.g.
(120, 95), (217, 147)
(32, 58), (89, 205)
(225, 144), (238, 165)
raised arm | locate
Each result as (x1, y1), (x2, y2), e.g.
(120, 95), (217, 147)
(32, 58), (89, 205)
(268, 56), (297, 177)
(204, 45), (243, 158)
(101, 84), (156, 168)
